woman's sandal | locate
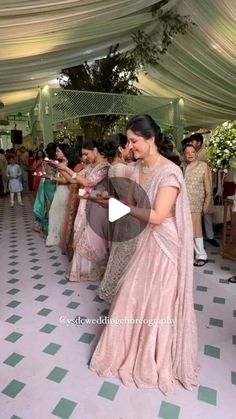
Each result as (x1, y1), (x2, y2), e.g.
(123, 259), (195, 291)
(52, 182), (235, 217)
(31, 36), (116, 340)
(228, 276), (236, 284)
(194, 259), (208, 267)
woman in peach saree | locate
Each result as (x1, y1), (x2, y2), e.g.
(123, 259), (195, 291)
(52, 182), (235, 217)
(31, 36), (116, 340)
(56, 139), (110, 282)
(90, 114), (198, 395)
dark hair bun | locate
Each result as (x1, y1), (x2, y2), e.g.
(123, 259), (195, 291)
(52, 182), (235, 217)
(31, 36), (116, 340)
(104, 133), (128, 160)
(82, 139), (107, 156)
(67, 146), (82, 169)
(126, 114), (180, 165)
(159, 134), (181, 165)
(45, 142), (57, 160)
(54, 143), (72, 160)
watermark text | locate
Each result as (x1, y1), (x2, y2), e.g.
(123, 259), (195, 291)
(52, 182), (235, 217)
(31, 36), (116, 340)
(59, 315), (175, 327)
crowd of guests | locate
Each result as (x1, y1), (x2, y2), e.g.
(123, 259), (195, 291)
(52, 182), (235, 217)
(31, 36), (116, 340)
(28, 115), (198, 394)
(26, 126), (219, 271)
(1, 114), (229, 393)
(0, 146), (47, 206)
(0, 146), (47, 200)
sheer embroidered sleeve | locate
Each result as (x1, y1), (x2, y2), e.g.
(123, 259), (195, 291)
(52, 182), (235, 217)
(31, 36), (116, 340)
(159, 172), (181, 190)
(88, 166), (108, 186)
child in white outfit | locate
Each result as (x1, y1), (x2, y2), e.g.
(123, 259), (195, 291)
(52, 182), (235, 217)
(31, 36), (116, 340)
(6, 156), (23, 207)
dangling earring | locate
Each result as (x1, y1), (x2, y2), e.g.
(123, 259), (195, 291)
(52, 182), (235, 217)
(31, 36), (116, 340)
(149, 143), (153, 155)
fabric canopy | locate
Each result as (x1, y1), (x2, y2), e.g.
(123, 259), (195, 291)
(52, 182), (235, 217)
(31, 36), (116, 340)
(138, 0), (236, 128)
(0, 0), (235, 128)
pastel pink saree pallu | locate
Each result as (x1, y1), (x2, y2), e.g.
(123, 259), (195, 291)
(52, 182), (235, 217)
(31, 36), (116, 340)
(90, 163), (198, 394)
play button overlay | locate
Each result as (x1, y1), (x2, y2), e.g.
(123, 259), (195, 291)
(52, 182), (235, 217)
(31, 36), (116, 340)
(108, 198), (130, 222)
(85, 176), (151, 242)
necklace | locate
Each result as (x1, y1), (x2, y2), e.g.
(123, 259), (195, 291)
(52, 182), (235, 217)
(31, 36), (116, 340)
(141, 156), (161, 174)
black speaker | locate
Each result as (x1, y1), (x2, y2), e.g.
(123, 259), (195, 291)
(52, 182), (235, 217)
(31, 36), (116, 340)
(11, 130), (23, 145)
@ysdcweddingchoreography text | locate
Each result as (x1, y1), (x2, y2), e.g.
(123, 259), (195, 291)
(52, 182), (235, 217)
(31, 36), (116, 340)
(59, 315), (175, 327)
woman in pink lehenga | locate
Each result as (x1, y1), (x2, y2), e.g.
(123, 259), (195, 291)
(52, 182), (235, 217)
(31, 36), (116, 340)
(56, 139), (110, 282)
(90, 114), (198, 395)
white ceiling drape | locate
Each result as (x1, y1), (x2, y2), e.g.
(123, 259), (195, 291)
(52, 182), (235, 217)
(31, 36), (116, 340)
(139, 0), (236, 128)
(0, 0), (159, 113)
(0, 0), (235, 127)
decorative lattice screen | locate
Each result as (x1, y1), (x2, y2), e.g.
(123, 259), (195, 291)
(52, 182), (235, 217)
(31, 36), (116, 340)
(51, 89), (177, 129)
(29, 88), (183, 146)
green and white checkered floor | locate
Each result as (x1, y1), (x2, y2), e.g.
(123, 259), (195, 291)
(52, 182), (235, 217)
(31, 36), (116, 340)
(0, 195), (235, 419)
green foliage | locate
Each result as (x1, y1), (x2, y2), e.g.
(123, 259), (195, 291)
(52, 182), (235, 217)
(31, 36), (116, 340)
(58, 2), (194, 137)
(59, 45), (140, 138)
(131, 7), (195, 67)
(55, 129), (77, 146)
(59, 45), (139, 94)
(205, 121), (236, 171)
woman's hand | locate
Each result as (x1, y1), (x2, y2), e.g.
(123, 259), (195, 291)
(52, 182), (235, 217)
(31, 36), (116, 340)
(203, 205), (209, 215)
(39, 173), (50, 179)
(55, 162), (68, 172)
(34, 161), (43, 169)
(121, 199), (129, 206)
(95, 194), (109, 208)
(45, 159), (58, 167)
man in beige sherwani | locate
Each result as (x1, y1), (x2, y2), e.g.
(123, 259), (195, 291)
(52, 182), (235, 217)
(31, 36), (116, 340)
(188, 133), (219, 247)
(183, 143), (213, 266)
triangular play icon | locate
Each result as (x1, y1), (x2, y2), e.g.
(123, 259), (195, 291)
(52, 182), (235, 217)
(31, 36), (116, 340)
(108, 197), (130, 222)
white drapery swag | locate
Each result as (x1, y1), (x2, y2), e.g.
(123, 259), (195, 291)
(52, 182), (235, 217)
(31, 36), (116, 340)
(0, 0), (235, 128)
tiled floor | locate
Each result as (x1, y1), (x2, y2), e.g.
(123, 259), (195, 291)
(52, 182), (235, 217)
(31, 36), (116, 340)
(0, 195), (236, 419)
